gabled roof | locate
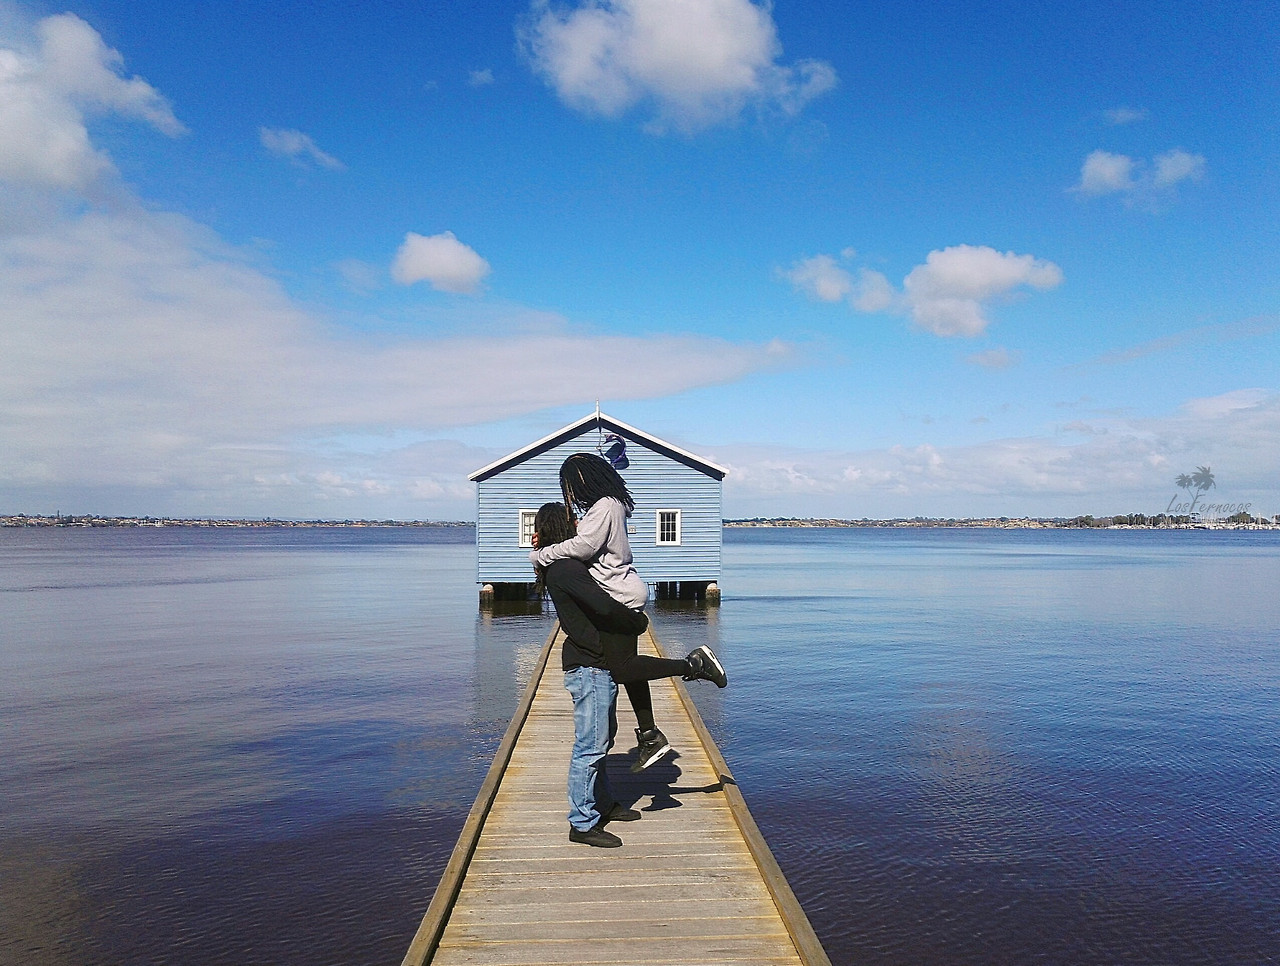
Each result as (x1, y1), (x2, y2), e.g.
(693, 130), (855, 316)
(468, 411), (728, 483)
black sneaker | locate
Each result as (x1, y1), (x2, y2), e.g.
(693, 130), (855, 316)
(599, 802), (642, 824)
(630, 728), (672, 773)
(569, 823), (622, 848)
(683, 646), (727, 688)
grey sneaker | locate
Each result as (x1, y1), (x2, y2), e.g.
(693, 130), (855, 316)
(683, 646), (727, 688)
(630, 727), (672, 773)
(569, 823), (623, 847)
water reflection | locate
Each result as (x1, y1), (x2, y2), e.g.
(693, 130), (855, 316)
(0, 842), (90, 966)
(910, 685), (1026, 863)
(471, 601), (554, 729)
(650, 598), (725, 731)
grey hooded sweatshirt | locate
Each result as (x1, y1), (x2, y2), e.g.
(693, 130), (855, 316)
(529, 496), (648, 610)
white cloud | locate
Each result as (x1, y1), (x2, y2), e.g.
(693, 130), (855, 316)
(1086, 316), (1278, 366)
(966, 347), (1020, 369)
(1152, 148), (1205, 188)
(468, 68), (495, 86)
(521, 0), (836, 133)
(902, 246), (1063, 337)
(1074, 147), (1206, 199)
(1180, 387), (1270, 420)
(851, 268), (895, 313)
(784, 245), (1062, 338)
(391, 231), (492, 294)
(781, 254), (852, 303)
(333, 258), (383, 292)
(1077, 149), (1135, 195)
(0, 205), (789, 515)
(259, 127), (345, 171)
(711, 389), (1280, 519)
(0, 13), (184, 190)
(1104, 106), (1148, 126)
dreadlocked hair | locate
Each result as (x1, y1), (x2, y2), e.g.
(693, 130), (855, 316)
(559, 452), (635, 516)
(532, 502), (576, 597)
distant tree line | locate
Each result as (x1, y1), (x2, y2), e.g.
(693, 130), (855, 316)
(0, 514), (473, 528)
(726, 514), (1279, 529)
(1064, 512), (1276, 528)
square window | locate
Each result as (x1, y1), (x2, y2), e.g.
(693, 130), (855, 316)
(656, 509), (681, 545)
(519, 509), (537, 547)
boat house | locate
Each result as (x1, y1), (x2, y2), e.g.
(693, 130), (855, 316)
(468, 411), (726, 605)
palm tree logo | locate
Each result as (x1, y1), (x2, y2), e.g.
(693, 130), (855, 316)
(1171, 465), (1215, 514)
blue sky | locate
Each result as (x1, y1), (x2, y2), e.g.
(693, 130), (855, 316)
(1, 0), (1276, 520)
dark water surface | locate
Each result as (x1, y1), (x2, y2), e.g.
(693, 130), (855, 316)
(2, 527), (1278, 964)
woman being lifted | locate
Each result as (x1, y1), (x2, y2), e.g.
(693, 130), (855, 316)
(530, 452), (727, 775)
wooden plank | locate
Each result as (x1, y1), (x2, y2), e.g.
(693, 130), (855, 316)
(448, 896), (782, 924)
(450, 921), (783, 946)
(471, 840), (749, 861)
(461, 870), (759, 892)
(445, 880), (777, 909)
(466, 854), (756, 874)
(432, 934), (804, 965)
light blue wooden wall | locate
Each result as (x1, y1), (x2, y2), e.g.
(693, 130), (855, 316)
(476, 426), (721, 584)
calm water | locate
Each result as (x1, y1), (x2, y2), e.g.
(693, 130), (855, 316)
(2, 527), (1278, 965)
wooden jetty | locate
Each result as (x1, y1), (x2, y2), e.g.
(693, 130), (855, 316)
(402, 624), (831, 966)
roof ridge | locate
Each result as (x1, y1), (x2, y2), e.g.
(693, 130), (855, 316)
(468, 411), (726, 482)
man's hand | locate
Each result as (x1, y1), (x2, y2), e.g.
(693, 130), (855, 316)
(531, 533), (540, 549)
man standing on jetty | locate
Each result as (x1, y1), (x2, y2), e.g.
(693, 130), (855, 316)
(532, 501), (650, 847)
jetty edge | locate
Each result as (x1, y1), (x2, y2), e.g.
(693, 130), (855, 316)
(401, 622), (832, 966)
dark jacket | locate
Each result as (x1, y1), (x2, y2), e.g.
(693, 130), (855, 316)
(543, 557), (648, 671)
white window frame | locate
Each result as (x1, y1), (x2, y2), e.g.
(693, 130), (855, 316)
(655, 509), (682, 546)
(518, 509), (538, 548)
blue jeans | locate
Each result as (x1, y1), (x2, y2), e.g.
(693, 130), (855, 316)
(564, 666), (618, 831)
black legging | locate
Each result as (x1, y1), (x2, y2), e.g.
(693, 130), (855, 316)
(600, 630), (689, 734)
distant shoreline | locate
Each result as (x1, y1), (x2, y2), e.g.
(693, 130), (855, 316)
(3, 513), (1277, 530)
(0, 515), (474, 529)
(725, 516), (1279, 530)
